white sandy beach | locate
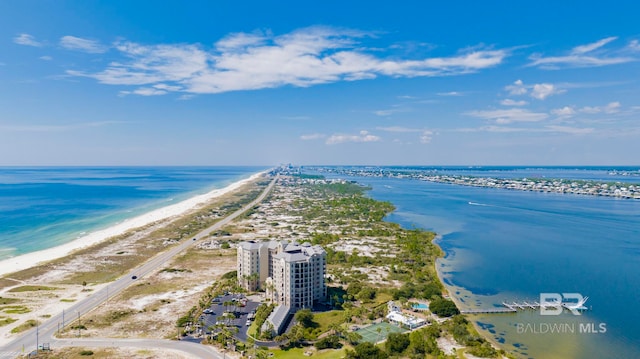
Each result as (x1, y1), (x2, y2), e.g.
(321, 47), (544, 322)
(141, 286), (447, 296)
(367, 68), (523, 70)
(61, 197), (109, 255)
(0, 171), (265, 277)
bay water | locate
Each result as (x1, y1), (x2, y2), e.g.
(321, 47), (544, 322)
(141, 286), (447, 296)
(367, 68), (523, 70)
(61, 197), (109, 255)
(318, 167), (640, 359)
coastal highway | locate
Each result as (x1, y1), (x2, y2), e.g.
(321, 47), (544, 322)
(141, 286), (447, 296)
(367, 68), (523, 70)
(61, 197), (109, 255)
(0, 174), (276, 358)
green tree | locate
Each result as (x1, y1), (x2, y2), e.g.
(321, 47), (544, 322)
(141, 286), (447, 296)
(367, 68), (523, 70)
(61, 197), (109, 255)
(346, 342), (388, 359)
(429, 298), (460, 317)
(385, 332), (410, 354)
(294, 308), (315, 328)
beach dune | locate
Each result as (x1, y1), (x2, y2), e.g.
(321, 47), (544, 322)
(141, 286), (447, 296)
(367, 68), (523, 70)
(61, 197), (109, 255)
(0, 172), (265, 277)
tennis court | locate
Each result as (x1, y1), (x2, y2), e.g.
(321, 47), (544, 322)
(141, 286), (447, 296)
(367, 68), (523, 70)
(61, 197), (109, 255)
(356, 322), (405, 343)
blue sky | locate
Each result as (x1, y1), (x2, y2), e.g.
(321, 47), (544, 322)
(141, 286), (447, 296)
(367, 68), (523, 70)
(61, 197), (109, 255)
(1, 1), (639, 165)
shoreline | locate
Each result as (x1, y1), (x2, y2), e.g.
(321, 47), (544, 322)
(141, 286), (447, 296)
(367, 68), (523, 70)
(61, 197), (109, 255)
(434, 247), (509, 356)
(0, 171), (266, 277)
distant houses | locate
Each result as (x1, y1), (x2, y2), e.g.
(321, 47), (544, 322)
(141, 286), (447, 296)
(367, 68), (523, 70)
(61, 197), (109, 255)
(237, 240), (327, 335)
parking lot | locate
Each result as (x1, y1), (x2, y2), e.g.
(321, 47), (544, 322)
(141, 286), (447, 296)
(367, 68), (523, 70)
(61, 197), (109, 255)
(196, 293), (261, 342)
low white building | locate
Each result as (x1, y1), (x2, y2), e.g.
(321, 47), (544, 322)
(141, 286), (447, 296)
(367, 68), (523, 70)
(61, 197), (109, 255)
(386, 301), (426, 329)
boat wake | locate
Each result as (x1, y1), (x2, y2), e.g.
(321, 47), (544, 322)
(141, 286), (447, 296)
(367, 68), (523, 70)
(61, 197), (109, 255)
(468, 201), (491, 207)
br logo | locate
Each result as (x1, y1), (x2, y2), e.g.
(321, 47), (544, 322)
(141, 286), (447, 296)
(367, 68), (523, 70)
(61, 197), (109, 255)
(540, 293), (588, 316)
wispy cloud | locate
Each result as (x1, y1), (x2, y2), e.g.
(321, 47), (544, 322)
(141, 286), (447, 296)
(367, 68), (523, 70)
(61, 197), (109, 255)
(457, 125), (593, 135)
(326, 130), (381, 145)
(39, 55), (53, 61)
(579, 101), (620, 114)
(500, 99), (528, 106)
(373, 107), (405, 116)
(120, 87), (168, 96)
(14, 33), (42, 47)
(67, 26), (509, 95)
(551, 106), (576, 117)
(530, 83), (565, 99)
(504, 79), (565, 100)
(529, 37), (635, 69)
(466, 108), (548, 124)
(60, 36), (108, 53)
(572, 36), (617, 54)
(550, 102), (624, 121)
(437, 91), (463, 96)
(628, 40), (640, 52)
(419, 130), (433, 143)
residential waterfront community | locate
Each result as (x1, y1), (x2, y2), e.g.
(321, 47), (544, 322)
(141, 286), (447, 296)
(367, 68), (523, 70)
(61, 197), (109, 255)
(311, 167), (640, 199)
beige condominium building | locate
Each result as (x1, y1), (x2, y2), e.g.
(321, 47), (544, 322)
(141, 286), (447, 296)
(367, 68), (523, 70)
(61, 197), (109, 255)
(237, 240), (326, 310)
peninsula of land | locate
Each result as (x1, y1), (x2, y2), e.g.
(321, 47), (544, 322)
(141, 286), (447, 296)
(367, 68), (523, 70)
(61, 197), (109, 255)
(313, 167), (640, 199)
(0, 169), (510, 359)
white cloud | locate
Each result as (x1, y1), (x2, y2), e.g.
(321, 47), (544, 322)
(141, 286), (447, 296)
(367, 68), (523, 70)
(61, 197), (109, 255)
(420, 130), (433, 143)
(67, 26), (509, 95)
(628, 40), (640, 52)
(571, 37), (617, 54)
(215, 32), (268, 51)
(39, 56), (53, 61)
(551, 106), (576, 117)
(456, 125), (593, 135)
(154, 83), (182, 91)
(300, 133), (326, 140)
(120, 87), (168, 96)
(580, 101), (621, 114)
(14, 33), (42, 47)
(437, 91), (462, 96)
(326, 130), (381, 145)
(529, 37), (635, 69)
(505, 79), (527, 95)
(531, 83), (565, 100)
(500, 99), (528, 106)
(504, 80), (565, 100)
(466, 108), (548, 124)
(60, 36), (108, 53)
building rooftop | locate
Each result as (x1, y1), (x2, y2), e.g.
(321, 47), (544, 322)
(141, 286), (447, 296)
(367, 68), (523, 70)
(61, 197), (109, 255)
(263, 304), (291, 334)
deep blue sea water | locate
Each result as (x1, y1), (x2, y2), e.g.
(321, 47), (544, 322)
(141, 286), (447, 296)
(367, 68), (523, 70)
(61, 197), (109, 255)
(0, 167), (267, 260)
(314, 167), (640, 359)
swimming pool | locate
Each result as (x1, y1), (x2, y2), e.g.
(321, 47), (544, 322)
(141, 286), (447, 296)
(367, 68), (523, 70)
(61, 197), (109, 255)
(413, 303), (429, 310)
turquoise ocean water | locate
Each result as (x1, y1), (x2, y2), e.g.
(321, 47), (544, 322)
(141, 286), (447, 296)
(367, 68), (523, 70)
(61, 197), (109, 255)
(315, 167), (640, 359)
(0, 167), (267, 260)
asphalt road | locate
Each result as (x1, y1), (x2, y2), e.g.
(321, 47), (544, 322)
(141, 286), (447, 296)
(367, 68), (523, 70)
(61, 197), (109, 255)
(0, 174), (276, 358)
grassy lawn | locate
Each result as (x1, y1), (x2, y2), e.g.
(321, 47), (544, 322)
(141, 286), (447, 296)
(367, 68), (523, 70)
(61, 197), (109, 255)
(313, 310), (345, 333)
(247, 320), (259, 337)
(271, 347), (348, 359)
